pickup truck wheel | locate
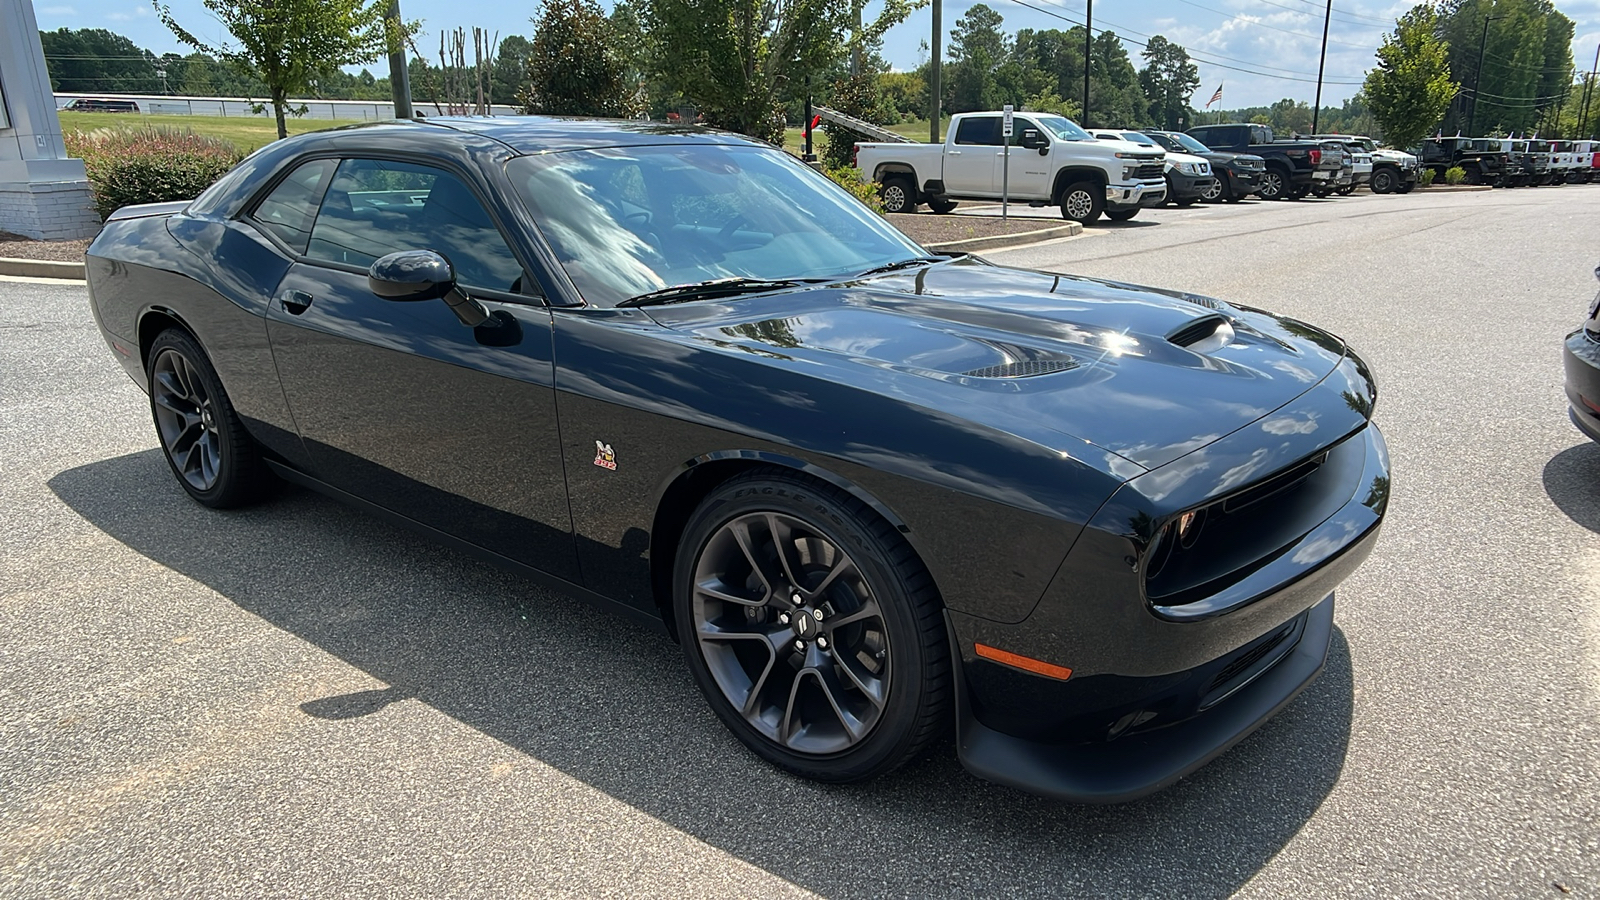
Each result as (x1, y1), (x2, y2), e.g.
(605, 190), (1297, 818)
(927, 198), (958, 214)
(1105, 209), (1138, 221)
(1288, 184), (1311, 200)
(879, 177), (917, 214)
(1059, 182), (1103, 224)
(1371, 168), (1396, 193)
(1257, 168), (1289, 200)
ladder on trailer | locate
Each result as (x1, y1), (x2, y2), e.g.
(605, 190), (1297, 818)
(812, 105), (914, 143)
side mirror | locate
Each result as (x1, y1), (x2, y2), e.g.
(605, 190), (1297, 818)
(1021, 128), (1043, 148)
(369, 249), (491, 328)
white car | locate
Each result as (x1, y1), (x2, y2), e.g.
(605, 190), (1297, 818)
(1090, 130), (1215, 207)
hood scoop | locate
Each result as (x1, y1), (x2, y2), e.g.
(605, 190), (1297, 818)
(962, 358), (1079, 379)
(1167, 314), (1236, 354)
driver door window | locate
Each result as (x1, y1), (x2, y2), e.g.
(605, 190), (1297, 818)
(306, 158), (525, 293)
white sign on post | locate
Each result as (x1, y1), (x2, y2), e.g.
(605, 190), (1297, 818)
(1001, 104), (1013, 219)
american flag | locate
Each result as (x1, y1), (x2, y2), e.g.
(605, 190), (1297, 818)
(1205, 84), (1224, 108)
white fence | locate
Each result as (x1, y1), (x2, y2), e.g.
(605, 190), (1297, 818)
(54, 93), (521, 120)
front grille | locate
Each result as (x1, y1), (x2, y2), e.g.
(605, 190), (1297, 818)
(962, 359), (1079, 378)
(1134, 162), (1164, 179)
(1223, 452), (1327, 513)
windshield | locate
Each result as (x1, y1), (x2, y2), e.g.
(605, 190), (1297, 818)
(507, 145), (926, 307)
(1167, 132), (1212, 154)
(1032, 115), (1091, 141)
(1118, 131), (1157, 145)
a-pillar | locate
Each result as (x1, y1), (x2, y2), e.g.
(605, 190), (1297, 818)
(0, 0), (99, 240)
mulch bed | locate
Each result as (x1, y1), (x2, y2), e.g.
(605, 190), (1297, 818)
(886, 212), (1062, 246)
(0, 231), (91, 262)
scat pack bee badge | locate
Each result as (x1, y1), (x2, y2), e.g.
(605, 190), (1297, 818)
(593, 441), (617, 471)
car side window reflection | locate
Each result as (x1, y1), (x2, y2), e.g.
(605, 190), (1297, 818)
(305, 158), (525, 293)
(250, 159), (336, 255)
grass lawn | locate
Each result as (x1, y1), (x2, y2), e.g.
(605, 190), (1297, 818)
(56, 111), (366, 153)
(782, 116), (950, 158)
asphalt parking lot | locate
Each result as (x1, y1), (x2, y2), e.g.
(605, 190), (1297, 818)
(3, 186), (1598, 898)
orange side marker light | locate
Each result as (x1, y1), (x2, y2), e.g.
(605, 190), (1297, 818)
(974, 643), (1073, 680)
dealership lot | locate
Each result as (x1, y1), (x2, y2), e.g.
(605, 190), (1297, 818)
(2, 187), (1597, 897)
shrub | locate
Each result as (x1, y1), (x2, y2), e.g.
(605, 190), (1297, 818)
(1443, 166), (1466, 185)
(824, 166), (886, 216)
(1418, 168), (1437, 186)
(65, 125), (243, 219)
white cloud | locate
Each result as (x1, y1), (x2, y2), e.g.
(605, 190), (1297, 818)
(39, 5), (78, 14)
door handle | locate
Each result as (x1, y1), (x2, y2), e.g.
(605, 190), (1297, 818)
(281, 290), (313, 315)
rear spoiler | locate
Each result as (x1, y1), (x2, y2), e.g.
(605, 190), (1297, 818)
(105, 200), (191, 222)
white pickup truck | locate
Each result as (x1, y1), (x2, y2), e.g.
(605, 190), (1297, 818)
(853, 111), (1167, 224)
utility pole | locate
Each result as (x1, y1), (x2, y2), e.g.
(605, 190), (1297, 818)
(386, 0), (413, 119)
(1580, 44), (1600, 140)
(930, 0), (942, 142)
(1311, 0), (1331, 133)
(1082, 0), (1091, 127)
(1466, 14), (1504, 137)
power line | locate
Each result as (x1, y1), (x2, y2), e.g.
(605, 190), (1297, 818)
(1002, 0), (1366, 84)
(1268, 0), (1396, 28)
(1169, 0), (1378, 49)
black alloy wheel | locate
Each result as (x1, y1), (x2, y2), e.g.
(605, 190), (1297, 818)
(674, 472), (949, 782)
(147, 328), (268, 508)
(1371, 168), (1396, 194)
(1257, 168), (1288, 200)
(879, 176), (917, 214)
(1059, 181), (1104, 224)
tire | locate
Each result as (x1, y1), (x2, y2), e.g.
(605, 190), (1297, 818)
(1175, 197), (1197, 207)
(1224, 188), (1246, 203)
(1371, 168), (1396, 194)
(879, 176), (917, 214)
(1312, 188), (1331, 198)
(1335, 184), (1355, 195)
(1257, 167), (1290, 200)
(146, 328), (270, 508)
(1288, 184), (1311, 200)
(1058, 181), (1104, 224)
(927, 198), (958, 214)
(1106, 208), (1139, 221)
(1396, 181), (1415, 194)
(1200, 177), (1224, 202)
(673, 470), (950, 783)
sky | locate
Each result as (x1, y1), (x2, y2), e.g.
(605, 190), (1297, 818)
(27, 0), (1600, 110)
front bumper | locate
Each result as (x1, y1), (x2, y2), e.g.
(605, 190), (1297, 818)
(1166, 171), (1215, 201)
(1107, 180), (1167, 210)
(1226, 168), (1263, 193)
(948, 353), (1388, 801)
(1564, 328), (1600, 443)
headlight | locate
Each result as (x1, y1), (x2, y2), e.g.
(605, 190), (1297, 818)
(1177, 161), (1201, 175)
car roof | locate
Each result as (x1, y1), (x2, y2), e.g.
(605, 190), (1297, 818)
(415, 116), (761, 153)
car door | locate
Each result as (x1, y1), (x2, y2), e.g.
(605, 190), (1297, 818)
(260, 155), (579, 581)
(996, 118), (1052, 199)
(946, 116), (1002, 195)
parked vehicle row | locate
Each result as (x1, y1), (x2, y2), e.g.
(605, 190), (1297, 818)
(855, 115), (1441, 224)
(1418, 137), (1600, 186)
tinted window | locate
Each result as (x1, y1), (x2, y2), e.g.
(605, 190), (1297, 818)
(955, 116), (1001, 146)
(250, 159), (336, 255)
(306, 158), (523, 292)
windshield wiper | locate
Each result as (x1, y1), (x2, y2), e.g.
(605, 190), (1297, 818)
(617, 277), (824, 308)
(853, 256), (949, 278)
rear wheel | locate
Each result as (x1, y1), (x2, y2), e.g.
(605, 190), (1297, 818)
(674, 471), (950, 782)
(879, 176), (917, 214)
(1257, 167), (1289, 200)
(927, 198), (958, 214)
(1370, 168), (1396, 194)
(1335, 184), (1356, 195)
(1059, 181), (1104, 224)
(147, 329), (270, 508)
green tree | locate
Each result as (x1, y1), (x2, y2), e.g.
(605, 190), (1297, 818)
(947, 4), (1008, 112)
(1138, 35), (1199, 130)
(154, 0), (388, 138)
(1364, 4), (1457, 149)
(1437, 0), (1573, 135)
(523, 0), (633, 116)
(39, 28), (161, 94)
(492, 35), (533, 108)
(1268, 97), (1313, 134)
(645, 0), (920, 143)
(1086, 30), (1149, 128)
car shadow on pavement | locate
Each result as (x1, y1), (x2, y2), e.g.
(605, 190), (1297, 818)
(50, 450), (1354, 899)
(1542, 440), (1600, 532)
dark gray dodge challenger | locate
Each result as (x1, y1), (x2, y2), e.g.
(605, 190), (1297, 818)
(84, 117), (1389, 802)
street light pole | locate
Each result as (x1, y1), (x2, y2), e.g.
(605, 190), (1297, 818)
(1580, 43), (1600, 140)
(1466, 14), (1503, 137)
(1082, 0), (1091, 127)
(1311, 0), (1332, 134)
(930, 0), (942, 142)
(386, 0), (413, 119)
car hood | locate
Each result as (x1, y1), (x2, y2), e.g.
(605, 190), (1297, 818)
(644, 258), (1352, 473)
(1201, 150), (1264, 166)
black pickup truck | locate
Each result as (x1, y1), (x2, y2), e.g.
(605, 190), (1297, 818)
(1418, 138), (1509, 186)
(1185, 123), (1346, 200)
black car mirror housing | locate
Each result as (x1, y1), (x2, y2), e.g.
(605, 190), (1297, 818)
(369, 250), (492, 329)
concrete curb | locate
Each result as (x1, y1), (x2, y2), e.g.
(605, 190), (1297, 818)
(0, 257), (86, 280)
(1413, 184), (1493, 192)
(925, 221), (1082, 253)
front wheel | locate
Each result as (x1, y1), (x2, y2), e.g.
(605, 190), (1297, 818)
(1105, 208), (1139, 221)
(1059, 181), (1104, 224)
(1371, 168), (1396, 194)
(879, 176), (917, 214)
(674, 471), (950, 783)
(147, 329), (270, 508)
(1396, 181), (1415, 194)
(1200, 178), (1224, 202)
